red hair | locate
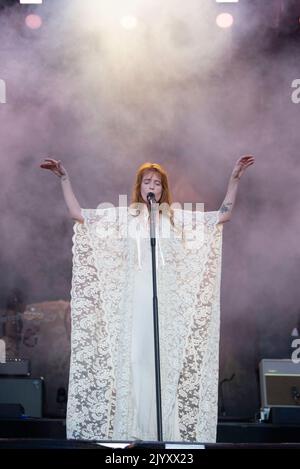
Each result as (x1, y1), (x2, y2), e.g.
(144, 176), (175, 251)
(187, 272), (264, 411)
(131, 162), (172, 205)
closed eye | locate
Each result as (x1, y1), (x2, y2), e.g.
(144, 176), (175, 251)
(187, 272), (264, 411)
(143, 179), (161, 185)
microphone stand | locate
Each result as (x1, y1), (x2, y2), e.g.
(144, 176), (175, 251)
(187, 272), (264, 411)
(148, 195), (163, 441)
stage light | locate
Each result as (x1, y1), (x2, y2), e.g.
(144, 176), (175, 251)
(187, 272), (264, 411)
(25, 13), (42, 29)
(120, 15), (138, 30)
(216, 12), (233, 28)
(20, 0), (42, 3)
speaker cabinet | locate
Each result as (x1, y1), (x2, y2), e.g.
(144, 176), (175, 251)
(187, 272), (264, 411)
(259, 359), (300, 408)
(0, 377), (43, 418)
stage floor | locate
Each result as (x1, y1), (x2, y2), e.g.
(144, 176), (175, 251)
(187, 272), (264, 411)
(0, 418), (300, 443)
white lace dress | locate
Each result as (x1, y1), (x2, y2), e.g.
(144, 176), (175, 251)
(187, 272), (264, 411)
(130, 211), (181, 440)
(130, 238), (157, 440)
(67, 207), (223, 442)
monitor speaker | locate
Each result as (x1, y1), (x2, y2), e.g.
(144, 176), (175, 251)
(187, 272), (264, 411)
(0, 377), (43, 418)
(259, 359), (300, 408)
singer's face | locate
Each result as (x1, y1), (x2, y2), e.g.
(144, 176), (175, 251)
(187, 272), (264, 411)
(140, 170), (162, 204)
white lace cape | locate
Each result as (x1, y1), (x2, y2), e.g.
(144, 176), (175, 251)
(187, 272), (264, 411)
(67, 207), (223, 442)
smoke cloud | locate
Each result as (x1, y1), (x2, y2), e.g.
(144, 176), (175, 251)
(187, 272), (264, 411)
(0, 0), (300, 417)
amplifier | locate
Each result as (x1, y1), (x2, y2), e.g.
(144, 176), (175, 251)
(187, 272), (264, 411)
(0, 359), (30, 376)
(0, 403), (24, 419)
(0, 377), (44, 418)
(259, 359), (300, 408)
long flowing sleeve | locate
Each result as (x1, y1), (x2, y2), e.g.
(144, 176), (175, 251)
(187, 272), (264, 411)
(67, 207), (223, 442)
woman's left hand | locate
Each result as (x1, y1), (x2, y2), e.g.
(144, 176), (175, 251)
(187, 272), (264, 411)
(231, 155), (255, 180)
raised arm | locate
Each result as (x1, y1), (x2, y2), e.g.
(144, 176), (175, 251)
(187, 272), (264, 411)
(218, 155), (255, 224)
(40, 158), (84, 224)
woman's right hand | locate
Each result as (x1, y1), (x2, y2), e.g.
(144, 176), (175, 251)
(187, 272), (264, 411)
(40, 158), (67, 179)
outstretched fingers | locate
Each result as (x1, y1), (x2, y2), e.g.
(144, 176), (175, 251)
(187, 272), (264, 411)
(43, 158), (58, 164)
(240, 155), (254, 162)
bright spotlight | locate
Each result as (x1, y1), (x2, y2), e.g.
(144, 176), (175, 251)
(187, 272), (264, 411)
(216, 13), (234, 28)
(120, 15), (138, 30)
(25, 14), (42, 29)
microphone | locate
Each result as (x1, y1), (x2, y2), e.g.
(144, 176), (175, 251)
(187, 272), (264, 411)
(147, 192), (156, 241)
(147, 192), (156, 203)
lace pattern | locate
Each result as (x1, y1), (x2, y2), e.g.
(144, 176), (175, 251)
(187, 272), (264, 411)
(67, 208), (223, 442)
